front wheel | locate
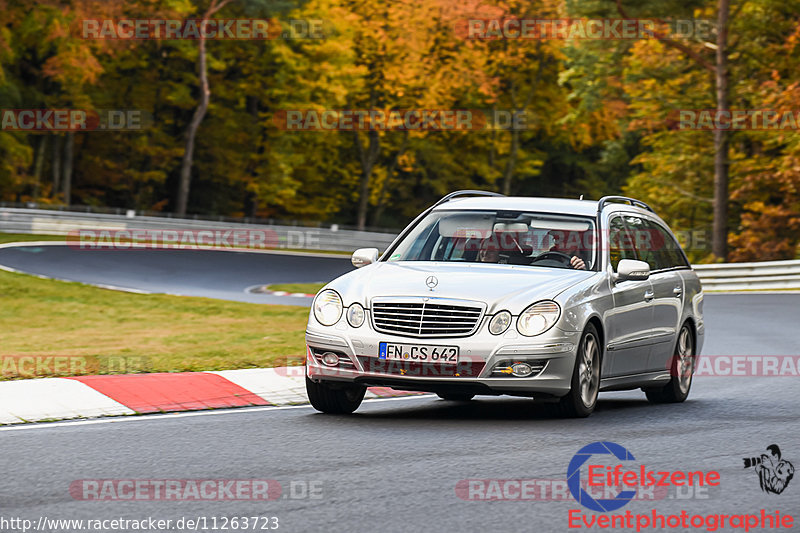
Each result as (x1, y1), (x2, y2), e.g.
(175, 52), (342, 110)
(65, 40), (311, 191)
(645, 324), (695, 404)
(557, 323), (601, 418)
(306, 377), (366, 414)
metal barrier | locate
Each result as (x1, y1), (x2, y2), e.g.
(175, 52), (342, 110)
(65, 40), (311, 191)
(0, 207), (397, 253)
(694, 260), (800, 291)
(2, 207), (798, 290)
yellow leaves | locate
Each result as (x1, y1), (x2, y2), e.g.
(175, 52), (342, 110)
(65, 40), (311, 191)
(42, 45), (104, 86)
(398, 151), (415, 172)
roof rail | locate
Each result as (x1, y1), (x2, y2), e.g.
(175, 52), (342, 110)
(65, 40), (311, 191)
(432, 190), (505, 209)
(597, 196), (655, 214)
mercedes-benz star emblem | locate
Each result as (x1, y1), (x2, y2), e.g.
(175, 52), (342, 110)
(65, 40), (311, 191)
(425, 275), (438, 290)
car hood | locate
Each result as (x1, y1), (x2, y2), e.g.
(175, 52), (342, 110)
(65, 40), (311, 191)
(329, 261), (597, 314)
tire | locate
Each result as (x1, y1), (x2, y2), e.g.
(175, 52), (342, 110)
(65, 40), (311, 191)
(436, 393), (475, 402)
(557, 323), (601, 418)
(645, 323), (695, 404)
(306, 377), (366, 414)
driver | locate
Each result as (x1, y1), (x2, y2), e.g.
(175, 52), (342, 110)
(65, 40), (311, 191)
(477, 235), (500, 263)
(548, 230), (587, 270)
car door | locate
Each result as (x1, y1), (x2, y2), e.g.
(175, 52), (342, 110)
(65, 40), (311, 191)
(639, 218), (689, 372)
(604, 214), (655, 377)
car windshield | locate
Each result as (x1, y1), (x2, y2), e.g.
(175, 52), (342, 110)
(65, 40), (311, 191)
(386, 209), (597, 270)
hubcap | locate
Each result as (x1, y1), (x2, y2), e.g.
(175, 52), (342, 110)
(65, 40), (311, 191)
(676, 327), (694, 394)
(578, 333), (600, 407)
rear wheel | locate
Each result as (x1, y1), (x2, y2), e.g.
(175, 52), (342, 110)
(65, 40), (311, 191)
(557, 323), (601, 418)
(436, 393), (475, 402)
(645, 324), (695, 404)
(306, 377), (366, 414)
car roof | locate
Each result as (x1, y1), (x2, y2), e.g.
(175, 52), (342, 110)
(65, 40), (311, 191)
(432, 196), (657, 218)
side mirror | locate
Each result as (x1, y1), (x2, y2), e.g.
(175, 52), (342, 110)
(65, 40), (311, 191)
(615, 259), (650, 283)
(351, 248), (379, 268)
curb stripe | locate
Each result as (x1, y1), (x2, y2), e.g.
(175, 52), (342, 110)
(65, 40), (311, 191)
(208, 368), (308, 405)
(68, 373), (270, 413)
(1, 368), (429, 425)
(0, 378), (135, 424)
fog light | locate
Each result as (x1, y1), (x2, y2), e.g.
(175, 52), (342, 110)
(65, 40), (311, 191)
(491, 359), (547, 377)
(511, 362), (533, 377)
(321, 352), (339, 366)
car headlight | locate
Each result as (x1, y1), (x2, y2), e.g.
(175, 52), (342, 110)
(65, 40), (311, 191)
(517, 301), (560, 336)
(313, 290), (343, 326)
(488, 310), (512, 335)
(346, 303), (365, 327)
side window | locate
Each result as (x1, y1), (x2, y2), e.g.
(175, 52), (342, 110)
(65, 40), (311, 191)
(624, 215), (657, 271)
(643, 219), (689, 270)
(608, 216), (638, 271)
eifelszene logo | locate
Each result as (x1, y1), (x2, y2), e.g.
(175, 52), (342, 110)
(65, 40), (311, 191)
(567, 441), (721, 512)
(743, 445), (794, 495)
(567, 441), (637, 512)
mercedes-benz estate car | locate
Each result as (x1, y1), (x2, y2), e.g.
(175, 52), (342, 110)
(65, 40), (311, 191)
(305, 191), (704, 417)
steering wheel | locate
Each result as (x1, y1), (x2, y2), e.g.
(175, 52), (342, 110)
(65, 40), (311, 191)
(531, 250), (574, 268)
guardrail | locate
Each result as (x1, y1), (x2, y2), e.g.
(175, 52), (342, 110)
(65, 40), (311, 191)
(694, 260), (800, 291)
(2, 207), (798, 290)
(0, 208), (397, 253)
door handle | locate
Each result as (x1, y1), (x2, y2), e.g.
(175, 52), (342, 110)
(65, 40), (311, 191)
(673, 286), (683, 297)
(644, 290), (655, 302)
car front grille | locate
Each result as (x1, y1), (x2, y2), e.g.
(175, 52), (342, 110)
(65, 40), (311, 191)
(370, 298), (485, 338)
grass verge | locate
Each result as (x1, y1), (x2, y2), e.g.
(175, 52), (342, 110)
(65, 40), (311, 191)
(0, 233), (66, 244)
(266, 282), (326, 294)
(0, 269), (308, 379)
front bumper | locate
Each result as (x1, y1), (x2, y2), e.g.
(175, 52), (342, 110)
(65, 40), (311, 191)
(305, 318), (581, 398)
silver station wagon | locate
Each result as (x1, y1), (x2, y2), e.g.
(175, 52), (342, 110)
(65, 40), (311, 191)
(305, 191), (704, 417)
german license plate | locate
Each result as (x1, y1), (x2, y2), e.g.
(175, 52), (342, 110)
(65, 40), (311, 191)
(378, 342), (459, 363)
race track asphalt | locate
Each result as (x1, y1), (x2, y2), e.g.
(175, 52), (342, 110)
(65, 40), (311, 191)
(1, 247), (799, 533)
(0, 286), (800, 533)
(0, 243), (354, 305)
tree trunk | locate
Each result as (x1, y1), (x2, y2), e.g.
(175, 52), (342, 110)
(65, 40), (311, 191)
(244, 94), (262, 218)
(502, 127), (519, 196)
(500, 45), (544, 196)
(175, 0), (232, 215)
(712, 0), (730, 261)
(371, 131), (409, 226)
(354, 129), (381, 230)
(176, 37), (209, 215)
(32, 135), (47, 199)
(62, 132), (74, 206)
(614, 0), (728, 260)
(52, 134), (62, 199)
